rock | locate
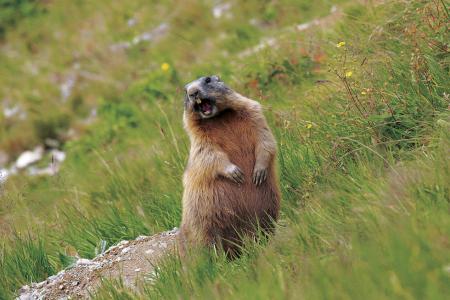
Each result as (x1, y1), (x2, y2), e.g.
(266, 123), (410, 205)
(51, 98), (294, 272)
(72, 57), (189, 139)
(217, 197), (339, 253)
(18, 292), (33, 300)
(15, 229), (179, 299)
(109, 41), (131, 51)
(50, 149), (66, 163)
(28, 165), (58, 177)
(18, 285), (30, 293)
(238, 37), (276, 58)
(297, 21), (314, 31)
(212, 2), (232, 19)
(0, 168), (9, 185)
(15, 146), (44, 169)
(60, 74), (76, 102)
(2, 99), (26, 120)
(27, 149), (65, 177)
(168, 227), (179, 235)
(127, 18), (137, 27)
(110, 23), (169, 51)
(117, 240), (129, 248)
(136, 235), (148, 241)
(76, 258), (92, 265)
(3, 104), (20, 118)
(131, 23), (168, 45)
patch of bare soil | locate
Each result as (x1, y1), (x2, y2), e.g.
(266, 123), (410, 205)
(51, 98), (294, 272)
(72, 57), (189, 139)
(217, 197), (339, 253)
(18, 229), (179, 299)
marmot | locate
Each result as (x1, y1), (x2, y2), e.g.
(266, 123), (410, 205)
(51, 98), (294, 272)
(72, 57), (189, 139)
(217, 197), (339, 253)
(179, 75), (280, 257)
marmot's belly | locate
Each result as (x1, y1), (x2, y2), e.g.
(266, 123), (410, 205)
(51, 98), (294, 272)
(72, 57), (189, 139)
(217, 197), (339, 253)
(200, 168), (279, 233)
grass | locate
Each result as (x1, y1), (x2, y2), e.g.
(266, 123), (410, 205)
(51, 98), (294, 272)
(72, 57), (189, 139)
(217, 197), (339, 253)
(0, 0), (449, 299)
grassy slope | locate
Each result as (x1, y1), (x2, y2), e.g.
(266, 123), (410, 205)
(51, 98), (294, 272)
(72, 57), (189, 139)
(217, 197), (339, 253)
(1, 0), (449, 299)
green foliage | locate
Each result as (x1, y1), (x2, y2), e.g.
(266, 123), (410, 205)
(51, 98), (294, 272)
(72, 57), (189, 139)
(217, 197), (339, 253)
(0, 0), (449, 299)
(0, 234), (55, 299)
(0, 0), (43, 38)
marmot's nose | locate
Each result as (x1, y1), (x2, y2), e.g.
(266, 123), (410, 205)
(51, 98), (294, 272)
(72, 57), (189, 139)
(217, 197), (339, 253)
(186, 83), (201, 99)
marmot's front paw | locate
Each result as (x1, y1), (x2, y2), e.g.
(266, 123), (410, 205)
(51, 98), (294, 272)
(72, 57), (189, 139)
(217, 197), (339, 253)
(224, 165), (245, 184)
(252, 167), (267, 186)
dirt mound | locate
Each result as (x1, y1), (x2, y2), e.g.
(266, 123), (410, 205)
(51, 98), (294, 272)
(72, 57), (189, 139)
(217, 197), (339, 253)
(18, 229), (179, 299)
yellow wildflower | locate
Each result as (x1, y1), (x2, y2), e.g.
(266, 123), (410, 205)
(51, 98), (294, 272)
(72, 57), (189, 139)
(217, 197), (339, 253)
(336, 41), (346, 48)
(361, 91), (367, 95)
(161, 63), (170, 72)
(306, 123), (313, 129)
(345, 71), (353, 78)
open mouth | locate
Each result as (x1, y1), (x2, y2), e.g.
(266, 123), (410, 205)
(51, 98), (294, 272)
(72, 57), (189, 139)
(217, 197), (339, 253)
(194, 98), (214, 116)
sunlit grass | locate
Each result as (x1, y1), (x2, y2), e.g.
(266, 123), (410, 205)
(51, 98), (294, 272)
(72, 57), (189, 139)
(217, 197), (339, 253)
(0, 0), (449, 299)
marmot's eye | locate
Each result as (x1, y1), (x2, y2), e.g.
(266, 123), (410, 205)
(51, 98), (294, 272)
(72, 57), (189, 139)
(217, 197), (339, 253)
(189, 91), (199, 99)
(205, 76), (211, 84)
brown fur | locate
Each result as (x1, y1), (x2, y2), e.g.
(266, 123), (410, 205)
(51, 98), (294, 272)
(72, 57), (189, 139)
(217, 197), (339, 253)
(179, 89), (280, 257)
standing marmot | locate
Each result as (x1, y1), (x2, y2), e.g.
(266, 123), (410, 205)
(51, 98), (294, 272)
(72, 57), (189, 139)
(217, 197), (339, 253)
(180, 75), (280, 257)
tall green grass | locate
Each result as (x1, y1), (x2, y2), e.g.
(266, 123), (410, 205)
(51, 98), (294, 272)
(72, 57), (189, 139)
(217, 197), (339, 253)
(95, 0), (449, 298)
(0, 0), (449, 299)
(0, 234), (55, 299)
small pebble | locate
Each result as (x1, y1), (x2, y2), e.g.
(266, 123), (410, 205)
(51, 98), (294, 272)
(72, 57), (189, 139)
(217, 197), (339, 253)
(136, 235), (148, 241)
(19, 285), (30, 292)
(76, 258), (92, 265)
(117, 240), (129, 248)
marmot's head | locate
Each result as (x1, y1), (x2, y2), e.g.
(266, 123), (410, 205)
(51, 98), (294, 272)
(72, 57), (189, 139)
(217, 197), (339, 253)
(184, 75), (232, 119)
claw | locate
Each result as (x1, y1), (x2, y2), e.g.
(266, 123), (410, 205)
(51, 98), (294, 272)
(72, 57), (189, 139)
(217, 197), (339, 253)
(253, 168), (267, 186)
(227, 165), (244, 184)
(237, 169), (245, 184)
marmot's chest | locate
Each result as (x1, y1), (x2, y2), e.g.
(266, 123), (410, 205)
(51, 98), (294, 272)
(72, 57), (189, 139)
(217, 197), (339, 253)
(199, 110), (257, 156)
(195, 110), (257, 178)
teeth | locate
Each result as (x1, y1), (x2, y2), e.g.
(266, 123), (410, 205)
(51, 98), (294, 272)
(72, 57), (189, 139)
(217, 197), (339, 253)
(196, 99), (202, 104)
